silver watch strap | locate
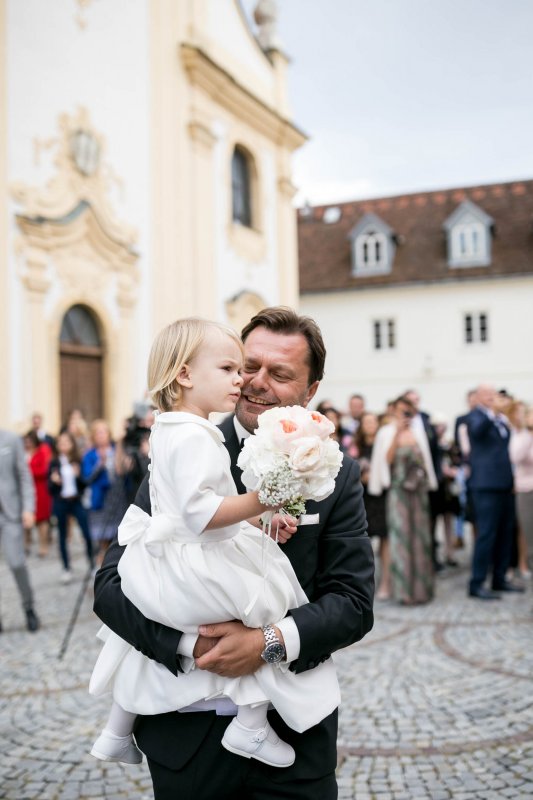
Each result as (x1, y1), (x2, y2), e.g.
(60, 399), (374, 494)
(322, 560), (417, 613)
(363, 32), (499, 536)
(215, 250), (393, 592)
(262, 624), (279, 646)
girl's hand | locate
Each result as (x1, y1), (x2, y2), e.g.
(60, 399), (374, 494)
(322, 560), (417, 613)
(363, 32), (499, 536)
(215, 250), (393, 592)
(265, 513), (298, 544)
(71, 463), (80, 477)
(50, 470), (61, 484)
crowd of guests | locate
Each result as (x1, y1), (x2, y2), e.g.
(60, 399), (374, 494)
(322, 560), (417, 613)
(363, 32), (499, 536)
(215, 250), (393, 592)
(21, 406), (153, 583)
(316, 386), (532, 606)
(4, 383), (531, 632)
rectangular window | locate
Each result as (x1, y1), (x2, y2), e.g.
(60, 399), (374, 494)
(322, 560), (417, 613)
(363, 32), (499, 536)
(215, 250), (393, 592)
(373, 320), (381, 350)
(373, 319), (395, 350)
(464, 312), (489, 344)
(465, 314), (473, 344)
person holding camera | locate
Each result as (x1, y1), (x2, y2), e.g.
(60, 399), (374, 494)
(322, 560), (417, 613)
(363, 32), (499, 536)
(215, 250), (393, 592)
(369, 395), (437, 605)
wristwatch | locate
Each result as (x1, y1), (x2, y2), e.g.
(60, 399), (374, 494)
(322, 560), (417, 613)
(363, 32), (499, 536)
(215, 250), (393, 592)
(260, 624), (286, 664)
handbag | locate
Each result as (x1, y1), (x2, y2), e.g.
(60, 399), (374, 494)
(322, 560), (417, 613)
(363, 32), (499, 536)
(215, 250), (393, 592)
(402, 463), (427, 492)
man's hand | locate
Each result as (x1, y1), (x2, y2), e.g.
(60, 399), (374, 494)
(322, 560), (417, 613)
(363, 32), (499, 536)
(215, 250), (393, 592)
(22, 511), (34, 530)
(194, 621), (264, 678)
(267, 513), (298, 544)
(192, 634), (220, 660)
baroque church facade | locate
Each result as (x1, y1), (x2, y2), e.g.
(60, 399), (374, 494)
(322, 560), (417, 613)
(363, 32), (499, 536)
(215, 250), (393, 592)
(0, 0), (305, 434)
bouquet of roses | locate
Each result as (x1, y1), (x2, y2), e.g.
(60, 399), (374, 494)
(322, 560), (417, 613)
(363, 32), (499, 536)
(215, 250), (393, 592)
(237, 405), (343, 521)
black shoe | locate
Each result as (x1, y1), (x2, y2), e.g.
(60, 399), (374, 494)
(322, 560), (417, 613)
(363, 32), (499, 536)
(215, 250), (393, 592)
(446, 558), (459, 568)
(434, 561), (446, 573)
(492, 581), (526, 593)
(26, 608), (40, 632)
(469, 587), (501, 600)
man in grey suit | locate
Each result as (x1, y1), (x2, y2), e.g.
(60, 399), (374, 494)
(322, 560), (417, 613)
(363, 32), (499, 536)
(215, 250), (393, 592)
(0, 428), (40, 631)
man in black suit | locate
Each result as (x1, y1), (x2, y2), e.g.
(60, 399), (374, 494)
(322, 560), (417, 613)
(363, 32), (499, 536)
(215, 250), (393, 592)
(93, 307), (375, 800)
(467, 383), (523, 600)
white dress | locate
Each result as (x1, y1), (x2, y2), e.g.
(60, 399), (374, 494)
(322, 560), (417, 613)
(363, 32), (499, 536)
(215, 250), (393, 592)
(89, 412), (340, 733)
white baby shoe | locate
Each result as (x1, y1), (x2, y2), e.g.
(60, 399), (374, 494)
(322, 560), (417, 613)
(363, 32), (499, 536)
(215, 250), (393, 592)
(90, 729), (143, 764)
(221, 718), (295, 768)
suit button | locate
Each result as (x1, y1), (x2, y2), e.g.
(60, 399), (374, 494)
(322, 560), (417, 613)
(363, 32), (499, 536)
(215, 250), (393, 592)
(308, 661), (315, 669)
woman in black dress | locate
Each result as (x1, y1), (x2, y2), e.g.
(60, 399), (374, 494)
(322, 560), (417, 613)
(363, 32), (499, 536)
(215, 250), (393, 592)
(348, 413), (390, 600)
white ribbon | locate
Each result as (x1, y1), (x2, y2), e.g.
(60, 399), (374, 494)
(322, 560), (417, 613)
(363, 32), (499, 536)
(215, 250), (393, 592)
(117, 504), (182, 558)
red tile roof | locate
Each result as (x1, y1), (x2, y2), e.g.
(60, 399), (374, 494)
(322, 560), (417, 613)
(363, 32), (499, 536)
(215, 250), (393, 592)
(298, 180), (533, 292)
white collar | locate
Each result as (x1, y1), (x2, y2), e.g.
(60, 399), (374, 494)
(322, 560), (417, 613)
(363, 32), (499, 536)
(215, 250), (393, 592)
(233, 415), (251, 443)
(155, 411), (225, 442)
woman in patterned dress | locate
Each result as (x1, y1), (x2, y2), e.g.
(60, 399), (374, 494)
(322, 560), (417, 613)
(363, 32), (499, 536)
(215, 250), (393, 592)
(369, 396), (437, 605)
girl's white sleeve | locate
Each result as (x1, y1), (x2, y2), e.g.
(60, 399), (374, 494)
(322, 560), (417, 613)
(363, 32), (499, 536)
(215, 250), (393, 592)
(167, 427), (227, 534)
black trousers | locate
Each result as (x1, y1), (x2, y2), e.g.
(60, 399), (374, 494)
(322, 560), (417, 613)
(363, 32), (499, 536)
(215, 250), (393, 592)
(469, 489), (515, 591)
(145, 715), (337, 800)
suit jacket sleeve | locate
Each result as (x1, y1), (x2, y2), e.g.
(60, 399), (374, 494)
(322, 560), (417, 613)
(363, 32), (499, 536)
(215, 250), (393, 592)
(288, 457), (375, 674)
(93, 473), (183, 675)
(16, 436), (35, 514)
(467, 408), (493, 440)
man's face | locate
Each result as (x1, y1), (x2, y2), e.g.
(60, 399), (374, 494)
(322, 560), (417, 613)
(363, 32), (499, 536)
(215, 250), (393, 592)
(236, 327), (319, 432)
(31, 414), (42, 430)
(477, 385), (495, 409)
(349, 397), (365, 420)
(405, 391), (420, 410)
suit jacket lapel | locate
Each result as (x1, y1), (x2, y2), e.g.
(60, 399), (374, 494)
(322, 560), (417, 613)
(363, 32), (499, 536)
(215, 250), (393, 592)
(218, 415), (246, 495)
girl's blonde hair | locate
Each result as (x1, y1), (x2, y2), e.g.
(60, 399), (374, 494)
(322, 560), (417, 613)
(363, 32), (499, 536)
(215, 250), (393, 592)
(147, 317), (243, 412)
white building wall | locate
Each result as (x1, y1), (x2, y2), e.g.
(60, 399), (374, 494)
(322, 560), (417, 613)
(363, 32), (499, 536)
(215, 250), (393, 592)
(6, 0), (151, 406)
(301, 276), (533, 424)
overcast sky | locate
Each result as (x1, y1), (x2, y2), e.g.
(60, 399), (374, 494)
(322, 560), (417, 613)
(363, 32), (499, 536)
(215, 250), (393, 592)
(242, 0), (533, 206)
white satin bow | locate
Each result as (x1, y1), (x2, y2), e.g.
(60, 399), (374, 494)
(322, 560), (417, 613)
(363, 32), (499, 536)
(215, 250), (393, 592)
(117, 504), (182, 558)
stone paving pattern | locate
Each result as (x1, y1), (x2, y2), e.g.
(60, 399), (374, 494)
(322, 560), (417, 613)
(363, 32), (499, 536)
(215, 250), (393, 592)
(1, 537), (532, 799)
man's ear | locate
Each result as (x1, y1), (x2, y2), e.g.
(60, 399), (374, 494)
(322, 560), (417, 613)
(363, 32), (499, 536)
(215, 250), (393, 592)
(304, 381), (320, 407)
(176, 365), (193, 389)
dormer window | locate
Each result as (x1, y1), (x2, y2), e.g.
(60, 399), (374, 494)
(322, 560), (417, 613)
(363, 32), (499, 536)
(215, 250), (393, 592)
(348, 213), (395, 276)
(443, 200), (493, 267)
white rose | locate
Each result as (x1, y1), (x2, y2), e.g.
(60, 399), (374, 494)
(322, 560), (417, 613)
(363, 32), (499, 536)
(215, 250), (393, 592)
(305, 410), (335, 440)
(256, 407), (289, 435)
(288, 437), (322, 474)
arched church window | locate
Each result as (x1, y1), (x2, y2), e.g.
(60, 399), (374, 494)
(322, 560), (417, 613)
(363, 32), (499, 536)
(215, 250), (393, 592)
(231, 146), (253, 227)
(60, 304), (101, 346)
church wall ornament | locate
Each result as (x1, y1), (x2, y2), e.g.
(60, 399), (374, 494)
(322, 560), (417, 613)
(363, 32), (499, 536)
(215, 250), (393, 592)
(10, 107), (139, 309)
(10, 107), (140, 432)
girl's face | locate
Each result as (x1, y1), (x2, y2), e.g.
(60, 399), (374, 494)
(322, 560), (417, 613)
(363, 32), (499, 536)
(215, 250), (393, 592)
(57, 433), (73, 455)
(361, 413), (378, 437)
(178, 331), (243, 418)
(525, 407), (533, 430)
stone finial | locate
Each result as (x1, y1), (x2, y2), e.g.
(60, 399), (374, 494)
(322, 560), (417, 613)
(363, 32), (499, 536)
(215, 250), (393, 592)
(253, 0), (282, 51)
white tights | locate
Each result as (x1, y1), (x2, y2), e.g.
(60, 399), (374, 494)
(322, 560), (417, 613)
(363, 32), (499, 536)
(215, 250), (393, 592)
(105, 699), (269, 737)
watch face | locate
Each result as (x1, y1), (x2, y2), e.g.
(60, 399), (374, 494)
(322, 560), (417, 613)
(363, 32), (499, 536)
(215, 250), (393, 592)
(262, 642), (285, 663)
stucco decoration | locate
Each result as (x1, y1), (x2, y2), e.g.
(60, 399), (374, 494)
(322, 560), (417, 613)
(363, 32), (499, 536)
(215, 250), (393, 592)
(74, 0), (97, 30)
(11, 107), (139, 307)
(225, 290), (267, 334)
(254, 1), (282, 52)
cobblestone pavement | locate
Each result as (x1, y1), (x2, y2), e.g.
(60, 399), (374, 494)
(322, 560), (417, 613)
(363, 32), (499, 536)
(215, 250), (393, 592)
(1, 537), (532, 800)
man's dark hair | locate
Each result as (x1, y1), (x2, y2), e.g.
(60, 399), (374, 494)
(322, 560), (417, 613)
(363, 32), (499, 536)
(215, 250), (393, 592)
(350, 393), (365, 402)
(393, 394), (417, 412)
(241, 306), (326, 384)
